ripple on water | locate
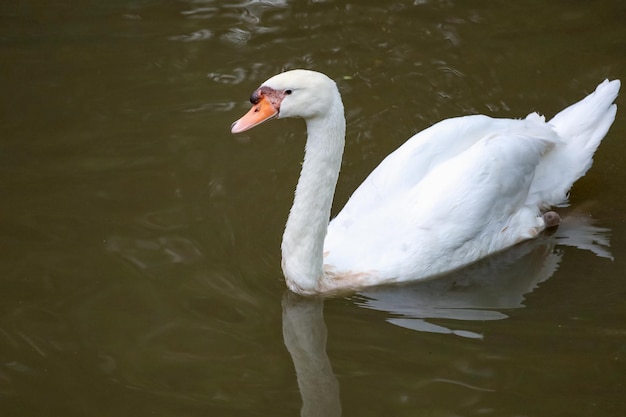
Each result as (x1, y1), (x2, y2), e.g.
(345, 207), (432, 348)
(168, 29), (213, 42)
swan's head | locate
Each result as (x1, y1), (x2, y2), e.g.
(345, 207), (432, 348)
(231, 69), (341, 133)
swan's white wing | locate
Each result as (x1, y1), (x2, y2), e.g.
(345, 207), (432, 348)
(337, 115), (502, 213)
(325, 114), (561, 282)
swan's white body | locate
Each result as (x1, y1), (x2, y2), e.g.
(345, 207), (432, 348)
(231, 70), (619, 295)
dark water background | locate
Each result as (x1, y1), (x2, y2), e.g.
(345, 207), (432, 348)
(1, 1), (625, 416)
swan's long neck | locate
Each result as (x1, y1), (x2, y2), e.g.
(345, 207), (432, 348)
(281, 100), (345, 294)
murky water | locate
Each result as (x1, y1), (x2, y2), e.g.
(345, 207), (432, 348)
(1, 1), (625, 416)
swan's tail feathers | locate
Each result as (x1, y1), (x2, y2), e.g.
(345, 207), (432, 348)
(527, 79), (620, 209)
(549, 79), (620, 181)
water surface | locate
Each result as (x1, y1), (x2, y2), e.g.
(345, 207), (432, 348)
(1, 1), (625, 416)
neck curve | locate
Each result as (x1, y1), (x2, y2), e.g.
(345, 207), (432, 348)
(281, 99), (345, 294)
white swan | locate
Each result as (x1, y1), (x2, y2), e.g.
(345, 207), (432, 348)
(231, 70), (619, 295)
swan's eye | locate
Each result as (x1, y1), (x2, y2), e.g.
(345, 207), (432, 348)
(285, 89), (292, 95)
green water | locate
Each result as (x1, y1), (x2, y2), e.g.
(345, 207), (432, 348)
(1, 1), (625, 416)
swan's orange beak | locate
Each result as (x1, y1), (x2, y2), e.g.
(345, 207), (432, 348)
(231, 96), (278, 134)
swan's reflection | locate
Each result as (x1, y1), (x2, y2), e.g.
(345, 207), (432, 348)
(281, 213), (610, 415)
(282, 293), (341, 417)
(355, 213), (611, 338)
